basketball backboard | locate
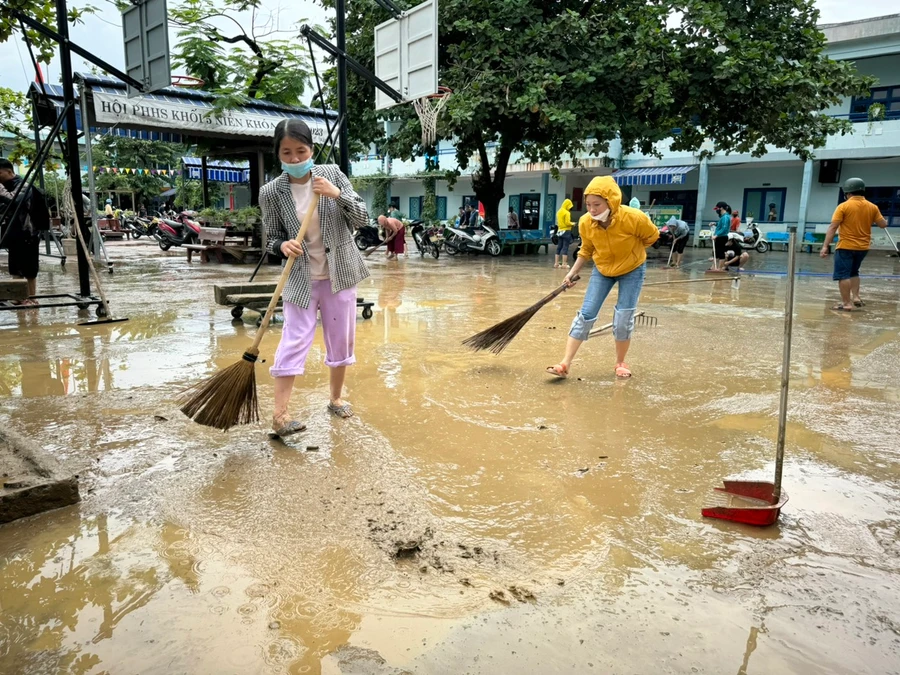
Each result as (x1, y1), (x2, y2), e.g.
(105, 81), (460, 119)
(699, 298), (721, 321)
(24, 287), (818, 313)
(374, 0), (438, 110)
(122, 0), (172, 98)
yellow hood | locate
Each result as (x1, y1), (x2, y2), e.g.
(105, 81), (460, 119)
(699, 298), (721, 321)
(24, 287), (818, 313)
(560, 198), (573, 212)
(584, 176), (622, 214)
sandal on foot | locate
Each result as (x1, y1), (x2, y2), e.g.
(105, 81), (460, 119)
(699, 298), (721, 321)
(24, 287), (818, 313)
(546, 364), (569, 378)
(854, 300), (865, 307)
(615, 363), (632, 379)
(272, 417), (307, 437)
(328, 402), (354, 418)
(831, 304), (853, 312)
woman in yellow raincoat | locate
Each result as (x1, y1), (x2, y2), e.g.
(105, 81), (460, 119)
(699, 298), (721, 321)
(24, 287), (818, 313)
(554, 198), (574, 268)
(546, 177), (659, 379)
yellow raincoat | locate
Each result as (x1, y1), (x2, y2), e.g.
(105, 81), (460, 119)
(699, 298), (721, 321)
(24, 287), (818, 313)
(577, 176), (659, 277)
(556, 198), (574, 232)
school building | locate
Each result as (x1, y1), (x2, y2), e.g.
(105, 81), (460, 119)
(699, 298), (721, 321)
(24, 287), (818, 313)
(351, 13), (900, 250)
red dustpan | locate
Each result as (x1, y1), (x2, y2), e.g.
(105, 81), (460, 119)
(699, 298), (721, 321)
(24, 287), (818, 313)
(703, 226), (798, 526)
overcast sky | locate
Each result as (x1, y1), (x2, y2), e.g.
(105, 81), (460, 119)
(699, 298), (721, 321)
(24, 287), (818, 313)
(0, 0), (897, 99)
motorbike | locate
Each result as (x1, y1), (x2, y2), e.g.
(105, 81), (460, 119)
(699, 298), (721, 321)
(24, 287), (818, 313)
(410, 220), (441, 259)
(122, 214), (153, 239)
(154, 211), (201, 251)
(728, 223), (769, 253)
(443, 222), (502, 256)
(354, 220), (388, 250)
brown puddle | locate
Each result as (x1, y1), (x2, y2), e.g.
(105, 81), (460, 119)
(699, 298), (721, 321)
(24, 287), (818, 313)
(2, 244), (900, 673)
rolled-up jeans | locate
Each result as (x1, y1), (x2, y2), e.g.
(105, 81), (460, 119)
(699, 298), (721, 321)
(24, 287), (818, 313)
(568, 263), (646, 341)
(556, 230), (573, 256)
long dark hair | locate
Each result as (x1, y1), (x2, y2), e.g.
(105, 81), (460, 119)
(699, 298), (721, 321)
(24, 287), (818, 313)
(273, 119), (313, 157)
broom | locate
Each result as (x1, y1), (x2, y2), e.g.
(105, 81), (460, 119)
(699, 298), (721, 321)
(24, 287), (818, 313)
(363, 227), (398, 257)
(179, 194), (320, 430)
(462, 276), (580, 354)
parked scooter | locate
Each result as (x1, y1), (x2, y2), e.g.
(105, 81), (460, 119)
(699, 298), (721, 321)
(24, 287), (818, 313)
(354, 219), (387, 250)
(444, 222), (502, 256)
(729, 222), (769, 253)
(410, 220), (441, 259)
(155, 211), (200, 251)
(122, 214), (153, 239)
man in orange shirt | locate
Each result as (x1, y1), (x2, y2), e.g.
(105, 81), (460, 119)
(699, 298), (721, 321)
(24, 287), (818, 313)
(821, 177), (888, 311)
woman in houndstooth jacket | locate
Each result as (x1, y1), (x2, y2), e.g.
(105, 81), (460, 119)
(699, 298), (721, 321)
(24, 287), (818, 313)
(259, 119), (370, 436)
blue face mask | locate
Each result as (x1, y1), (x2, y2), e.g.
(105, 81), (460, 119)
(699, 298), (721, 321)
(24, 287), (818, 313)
(282, 158), (314, 178)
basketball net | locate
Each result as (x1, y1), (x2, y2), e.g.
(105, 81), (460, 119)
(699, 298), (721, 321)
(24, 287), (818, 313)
(413, 87), (451, 148)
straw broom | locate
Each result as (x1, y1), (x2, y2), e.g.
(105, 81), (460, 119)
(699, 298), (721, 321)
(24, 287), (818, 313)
(462, 276), (580, 354)
(179, 194), (320, 430)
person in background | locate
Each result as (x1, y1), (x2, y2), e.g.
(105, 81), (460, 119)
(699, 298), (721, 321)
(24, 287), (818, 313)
(507, 207), (519, 230)
(821, 177), (888, 311)
(259, 118), (370, 433)
(378, 213), (405, 260)
(629, 197), (641, 209)
(768, 203), (778, 222)
(104, 199), (114, 218)
(546, 176), (659, 380)
(0, 158), (49, 305)
(666, 216), (690, 268)
(721, 236), (749, 270)
(456, 207), (465, 227)
(554, 198), (574, 268)
(711, 201), (732, 270)
(388, 205), (402, 220)
(462, 204), (474, 230)
(730, 210), (741, 232)
(139, 202), (147, 218)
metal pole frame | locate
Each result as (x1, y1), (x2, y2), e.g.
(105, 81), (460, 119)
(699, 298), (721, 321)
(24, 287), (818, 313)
(773, 224), (798, 501)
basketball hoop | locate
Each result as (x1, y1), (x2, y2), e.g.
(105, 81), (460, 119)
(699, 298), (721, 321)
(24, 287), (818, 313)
(171, 75), (205, 89)
(413, 86), (451, 148)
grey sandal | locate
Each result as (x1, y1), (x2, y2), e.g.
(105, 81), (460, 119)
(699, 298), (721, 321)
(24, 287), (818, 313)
(271, 418), (307, 437)
(327, 402), (354, 418)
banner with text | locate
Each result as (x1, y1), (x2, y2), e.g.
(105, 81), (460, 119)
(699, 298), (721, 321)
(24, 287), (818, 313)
(92, 92), (332, 142)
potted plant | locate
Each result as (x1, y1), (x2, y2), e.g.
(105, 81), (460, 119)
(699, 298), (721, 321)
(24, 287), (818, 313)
(198, 207), (218, 225)
(868, 102), (886, 134)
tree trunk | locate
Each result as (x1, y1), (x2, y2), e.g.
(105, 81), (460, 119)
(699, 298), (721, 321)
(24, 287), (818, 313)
(470, 139), (514, 231)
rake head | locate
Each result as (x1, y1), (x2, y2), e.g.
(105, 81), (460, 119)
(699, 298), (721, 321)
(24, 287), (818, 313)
(635, 313), (658, 328)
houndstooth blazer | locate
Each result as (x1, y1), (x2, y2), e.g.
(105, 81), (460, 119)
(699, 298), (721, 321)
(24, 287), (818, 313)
(259, 165), (370, 308)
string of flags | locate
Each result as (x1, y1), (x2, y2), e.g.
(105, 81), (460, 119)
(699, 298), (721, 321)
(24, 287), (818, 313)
(93, 166), (172, 176)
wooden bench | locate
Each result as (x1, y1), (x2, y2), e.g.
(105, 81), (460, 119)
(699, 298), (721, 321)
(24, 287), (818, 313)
(499, 231), (552, 255)
(185, 227), (227, 263)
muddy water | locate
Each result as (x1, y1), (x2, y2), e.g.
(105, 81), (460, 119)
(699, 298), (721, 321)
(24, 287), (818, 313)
(2, 243), (900, 674)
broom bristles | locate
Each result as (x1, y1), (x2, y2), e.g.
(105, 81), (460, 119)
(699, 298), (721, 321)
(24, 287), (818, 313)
(179, 354), (259, 431)
(462, 294), (554, 354)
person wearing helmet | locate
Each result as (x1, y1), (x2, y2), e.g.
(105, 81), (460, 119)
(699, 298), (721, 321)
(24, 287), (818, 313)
(710, 201), (732, 270)
(546, 176), (659, 380)
(822, 177), (888, 311)
(104, 199), (114, 218)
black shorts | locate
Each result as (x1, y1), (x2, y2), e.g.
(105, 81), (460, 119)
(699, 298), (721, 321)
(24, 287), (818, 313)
(714, 236), (728, 260)
(6, 235), (40, 279)
(673, 236), (688, 254)
(833, 248), (867, 281)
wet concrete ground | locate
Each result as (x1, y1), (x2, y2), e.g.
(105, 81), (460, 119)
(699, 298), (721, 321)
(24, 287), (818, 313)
(1, 240), (900, 674)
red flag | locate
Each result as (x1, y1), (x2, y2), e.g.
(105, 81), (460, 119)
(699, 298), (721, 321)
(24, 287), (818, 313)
(35, 64), (45, 85)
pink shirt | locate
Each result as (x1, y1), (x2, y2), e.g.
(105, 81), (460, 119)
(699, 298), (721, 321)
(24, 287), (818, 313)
(289, 180), (329, 281)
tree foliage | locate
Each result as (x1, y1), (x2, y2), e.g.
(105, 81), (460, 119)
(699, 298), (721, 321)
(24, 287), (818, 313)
(1, 0), (95, 65)
(169, 0), (317, 112)
(326, 0), (871, 227)
(88, 136), (183, 206)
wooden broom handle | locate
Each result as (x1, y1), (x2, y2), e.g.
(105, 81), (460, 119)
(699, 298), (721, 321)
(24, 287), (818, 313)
(249, 193), (320, 353)
(550, 275), (580, 299)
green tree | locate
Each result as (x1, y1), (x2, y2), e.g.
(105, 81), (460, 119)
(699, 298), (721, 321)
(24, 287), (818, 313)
(89, 136), (183, 207)
(1, 0), (94, 65)
(168, 0), (317, 111)
(326, 0), (871, 229)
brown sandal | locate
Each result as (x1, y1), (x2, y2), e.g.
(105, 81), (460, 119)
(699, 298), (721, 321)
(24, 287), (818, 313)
(546, 363), (569, 378)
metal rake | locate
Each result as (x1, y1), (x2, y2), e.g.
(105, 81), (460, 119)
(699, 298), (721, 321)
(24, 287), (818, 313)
(589, 310), (658, 337)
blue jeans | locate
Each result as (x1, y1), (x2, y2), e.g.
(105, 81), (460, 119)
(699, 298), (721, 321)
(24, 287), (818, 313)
(556, 230), (573, 256)
(569, 264), (646, 341)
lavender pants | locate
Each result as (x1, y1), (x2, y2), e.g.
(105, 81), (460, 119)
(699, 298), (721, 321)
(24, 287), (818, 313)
(269, 280), (357, 377)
